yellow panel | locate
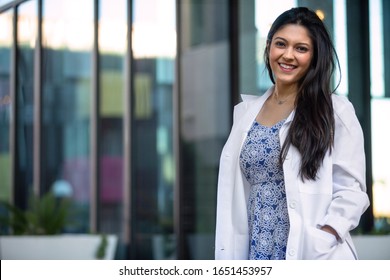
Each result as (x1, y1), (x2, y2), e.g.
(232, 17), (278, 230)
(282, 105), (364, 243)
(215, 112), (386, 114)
(101, 70), (124, 117)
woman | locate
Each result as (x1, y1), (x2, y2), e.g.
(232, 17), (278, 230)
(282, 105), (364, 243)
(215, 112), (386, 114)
(215, 7), (369, 260)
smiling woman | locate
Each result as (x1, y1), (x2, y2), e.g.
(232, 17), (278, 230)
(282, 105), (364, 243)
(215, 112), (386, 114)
(0, 0), (385, 261)
(215, 7), (369, 260)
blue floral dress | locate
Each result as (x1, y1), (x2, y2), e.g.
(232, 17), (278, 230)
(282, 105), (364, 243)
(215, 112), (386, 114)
(239, 119), (290, 260)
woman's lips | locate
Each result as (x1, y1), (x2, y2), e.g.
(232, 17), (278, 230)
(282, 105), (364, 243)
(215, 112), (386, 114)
(279, 63), (296, 71)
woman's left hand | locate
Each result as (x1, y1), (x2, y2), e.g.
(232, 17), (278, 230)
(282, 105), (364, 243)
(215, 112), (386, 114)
(320, 225), (340, 241)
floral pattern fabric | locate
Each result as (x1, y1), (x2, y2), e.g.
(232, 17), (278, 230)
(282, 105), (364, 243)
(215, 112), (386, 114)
(239, 119), (290, 260)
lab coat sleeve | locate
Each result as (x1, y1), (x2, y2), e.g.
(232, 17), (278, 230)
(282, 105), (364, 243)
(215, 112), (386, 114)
(318, 97), (370, 242)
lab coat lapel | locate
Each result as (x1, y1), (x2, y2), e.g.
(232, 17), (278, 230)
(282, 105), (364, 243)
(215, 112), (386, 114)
(237, 89), (273, 134)
(225, 89), (273, 163)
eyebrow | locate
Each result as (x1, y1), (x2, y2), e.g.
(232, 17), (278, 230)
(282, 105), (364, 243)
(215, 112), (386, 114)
(273, 36), (311, 47)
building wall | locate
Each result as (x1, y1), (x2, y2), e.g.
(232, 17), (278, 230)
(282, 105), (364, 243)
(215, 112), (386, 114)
(0, 0), (389, 260)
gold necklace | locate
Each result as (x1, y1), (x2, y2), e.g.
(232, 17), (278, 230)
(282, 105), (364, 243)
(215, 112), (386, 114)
(275, 97), (288, 105)
(273, 93), (292, 105)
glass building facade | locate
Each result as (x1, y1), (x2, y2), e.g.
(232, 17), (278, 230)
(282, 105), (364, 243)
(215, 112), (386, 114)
(0, 0), (389, 259)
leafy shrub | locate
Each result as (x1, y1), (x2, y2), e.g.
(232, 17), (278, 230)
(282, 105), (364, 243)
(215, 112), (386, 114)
(0, 192), (70, 235)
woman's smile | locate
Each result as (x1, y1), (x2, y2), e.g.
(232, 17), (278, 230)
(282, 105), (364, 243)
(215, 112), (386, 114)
(279, 63), (297, 71)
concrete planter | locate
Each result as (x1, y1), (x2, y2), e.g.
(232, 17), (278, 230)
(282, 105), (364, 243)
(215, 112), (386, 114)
(0, 234), (117, 260)
(352, 235), (390, 260)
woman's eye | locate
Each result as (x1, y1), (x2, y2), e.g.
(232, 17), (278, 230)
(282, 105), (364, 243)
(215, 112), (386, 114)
(296, 46), (308, 52)
(274, 41), (285, 47)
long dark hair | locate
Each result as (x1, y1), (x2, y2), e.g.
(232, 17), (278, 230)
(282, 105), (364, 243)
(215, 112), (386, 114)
(264, 7), (340, 181)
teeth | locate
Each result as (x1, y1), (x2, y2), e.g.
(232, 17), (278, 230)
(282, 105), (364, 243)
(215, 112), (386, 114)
(280, 63), (295, 69)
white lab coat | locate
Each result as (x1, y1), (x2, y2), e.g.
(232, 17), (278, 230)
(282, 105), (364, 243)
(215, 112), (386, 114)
(215, 87), (370, 260)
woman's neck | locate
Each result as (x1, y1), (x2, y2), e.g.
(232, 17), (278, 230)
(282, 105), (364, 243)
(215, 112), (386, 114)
(273, 84), (297, 105)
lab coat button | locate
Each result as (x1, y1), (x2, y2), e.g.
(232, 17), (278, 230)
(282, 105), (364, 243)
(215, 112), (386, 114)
(288, 249), (296, 256)
(289, 201), (297, 209)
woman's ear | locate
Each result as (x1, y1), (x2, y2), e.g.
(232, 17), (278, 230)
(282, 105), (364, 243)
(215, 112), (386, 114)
(265, 40), (271, 58)
(265, 41), (270, 52)
(264, 41), (271, 64)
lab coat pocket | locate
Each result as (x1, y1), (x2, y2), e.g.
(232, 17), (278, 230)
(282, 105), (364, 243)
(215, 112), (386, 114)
(302, 226), (338, 260)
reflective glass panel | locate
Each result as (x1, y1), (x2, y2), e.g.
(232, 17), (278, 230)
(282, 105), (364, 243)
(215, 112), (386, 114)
(0, 1), (13, 7)
(16, 0), (37, 208)
(98, 0), (127, 256)
(131, 0), (176, 259)
(180, 0), (230, 259)
(0, 10), (12, 203)
(370, 0), (390, 232)
(41, 0), (93, 232)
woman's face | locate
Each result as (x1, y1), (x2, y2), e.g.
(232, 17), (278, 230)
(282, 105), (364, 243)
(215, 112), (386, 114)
(268, 24), (313, 88)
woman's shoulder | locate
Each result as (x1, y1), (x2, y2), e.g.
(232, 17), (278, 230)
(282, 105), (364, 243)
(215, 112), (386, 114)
(331, 94), (361, 129)
(233, 95), (258, 124)
(332, 94), (357, 115)
(332, 93), (352, 107)
(232, 90), (272, 123)
(240, 94), (260, 102)
(234, 94), (259, 111)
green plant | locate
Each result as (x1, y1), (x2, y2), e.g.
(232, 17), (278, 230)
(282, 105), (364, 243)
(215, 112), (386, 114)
(95, 234), (108, 259)
(0, 192), (70, 235)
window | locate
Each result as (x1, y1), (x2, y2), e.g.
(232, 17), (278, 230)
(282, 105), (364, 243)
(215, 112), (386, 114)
(370, 0), (390, 232)
(179, 0), (230, 259)
(0, 9), (12, 203)
(41, 0), (94, 232)
(131, 0), (176, 259)
(98, 0), (127, 257)
(15, 0), (37, 208)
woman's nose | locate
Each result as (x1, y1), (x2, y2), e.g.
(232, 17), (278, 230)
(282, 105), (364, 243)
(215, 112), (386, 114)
(283, 47), (294, 60)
